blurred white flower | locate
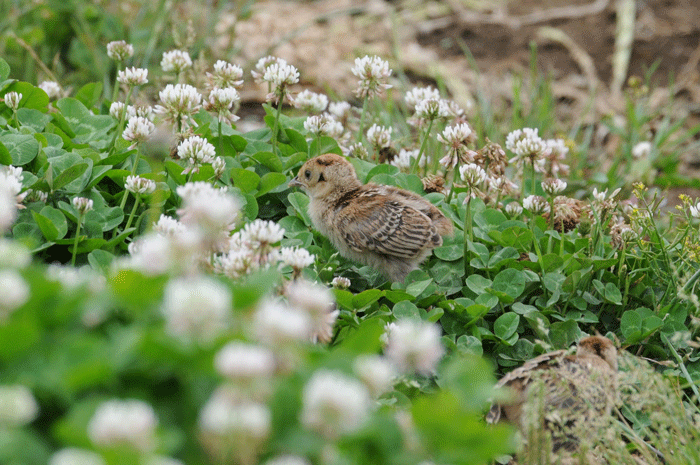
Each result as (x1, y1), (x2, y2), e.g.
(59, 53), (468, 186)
(541, 178), (567, 195)
(405, 86), (440, 110)
(353, 355), (396, 396)
(252, 299), (312, 347)
(276, 246), (315, 272)
(351, 55), (392, 98)
(176, 182), (240, 235)
(331, 276), (351, 289)
(0, 384), (38, 426)
(293, 90), (329, 113)
(125, 175), (156, 195)
(199, 387), (270, 439)
(207, 60), (244, 89)
(328, 101), (351, 120)
(251, 56), (287, 84)
(160, 50), (192, 74)
(145, 456), (184, 465)
(241, 219), (284, 249)
(39, 81), (62, 99)
(300, 369), (371, 438)
(212, 156), (226, 178)
(162, 275), (231, 344)
(177, 136), (217, 174)
(0, 239), (31, 269)
(72, 197), (94, 215)
(87, 399), (157, 452)
(216, 248), (257, 279)
(109, 101), (126, 119)
(46, 264), (105, 293)
(592, 187), (621, 203)
(153, 214), (186, 236)
(690, 202), (700, 219)
(390, 148), (421, 171)
(384, 319), (444, 375)
(366, 124), (392, 149)
(122, 116), (155, 143)
(117, 67), (148, 86)
(265, 456), (311, 465)
(154, 84), (202, 131)
(214, 342), (276, 380)
(286, 280), (338, 343)
(3, 92), (21, 111)
(106, 40), (133, 61)
(523, 194), (550, 214)
(0, 184), (17, 233)
(505, 202), (523, 217)
(49, 448), (106, 465)
(632, 141), (652, 159)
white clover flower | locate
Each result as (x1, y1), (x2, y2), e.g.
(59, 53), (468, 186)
(414, 98), (449, 121)
(216, 248), (257, 279)
(214, 342), (275, 380)
(207, 60), (244, 88)
(541, 178), (567, 195)
(212, 156), (226, 178)
(205, 87), (241, 124)
(49, 448), (107, 465)
(351, 55), (392, 98)
(241, 219), (285, 248)
(293, 90), (329, 113)
(353, 355), (397, 396)
(459, 163), (486, 188)
(122, 116), (155, 143)
(153, 214), (186, 237)
(632, 141), (652, 159)
(328, 101), (351, 120)
(405, 86), (440, 110)
(0, 384), (39, 426)
(592, 187), (621, 203)
(162, 275), (231, 344)
(199, 388), (271, 440)
(366, 124), (392, 149)
(384, 319), (444, 375)
(46, 265), (105, 293)
(145, 456), (184, 465)
(522, 194), (550, 214)
(252, 299), (312, 346)
(505, 202), (523, 217)
(124, 175), (156, 195)
(276, 247), (315, 271)
(331, 276), (351, 289)
(109, 101), (126, 119)
(265, 456), (311, 465)
(72, 197), (93, 215)
(154, 84), (202, 130)
(619, 225), (638, 242)
(25, 188), (48, 203)
(117, 67), (148, 86)
(439, 123), (473, 147)
(126, 232), (187, 276)
(390, 148), (421, 171)
(0, 184), (18, 233)
(506, 128), (548, 166)
(286, 280), (337, 343)
(0, 239), (31, 269)
(3, 92), (21, 111)
(262, 62), (300, 88)
(88, 399), (157, 452)
(177, 135), (217, 174)
(176, 182), (240, 235)
(301, 369), (371, 438)
(160, 50), (192, 74)
(251, 56), (287, 84)
(39, 81), (62, 99)
(106, 40), (133, 61)
(690, 202), (700, 219)
(303, 114), (343, 138)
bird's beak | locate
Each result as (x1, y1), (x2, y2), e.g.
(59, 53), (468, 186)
(288, 177), (302, 188)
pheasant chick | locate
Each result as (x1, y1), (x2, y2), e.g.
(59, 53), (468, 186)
(289, 154), (453, 282)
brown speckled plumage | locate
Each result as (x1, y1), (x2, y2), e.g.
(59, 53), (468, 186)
(289, 154), (453, 282)
(487, 336), (618, 452)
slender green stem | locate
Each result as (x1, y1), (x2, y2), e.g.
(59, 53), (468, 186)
(356, 95), (369, 143)
(12, 110), (19, 130)
(548, 197), (555, 229)
(661, 333), (700, 402)
(463, 195), (473, 276)
(413, 119), (434, 176)
(123, 195), (141, 233)
(271, 92), (283, 155)
(445, 169), (456, 204)
(118, 149), (141, 213)
(111, 61), (122, 104)
(109, 87), (134, 155)
(530, 160), (536, 196)
(71, 216), (84, 266)
(217, 118), (223, 157)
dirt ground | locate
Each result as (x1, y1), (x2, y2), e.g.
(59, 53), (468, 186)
(211, 0), (700, 188)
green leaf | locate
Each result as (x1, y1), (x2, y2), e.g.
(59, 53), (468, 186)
(284, 128), (308, 153)
(406, 278), (433, 298)
(0, 141), (11, 165)
(393, 300), (420, 319)
(252, 151), (284, 172)
(230, 168), (260, 193)
(88, 249), (115, 273)
(491, 268), (526, 300)
(1, 134), (40, 165)
(0, 58), (9, 81)
(434, 243), (464, 261)
(55, 98), (114, 146)
(52, 162), (89, 191)
(494, 313), (520, 340)
(465, 274), (492, 295)
(352, 289), (385, 309)
(31, 210), (59, 242)
(550, 319), (581, 349)
(4, 81), (49, 112)
(257, 172), (287, 197)
(308, 135), (342, 156)
(288, 192), (312, 226)
(74, 82), (103, 109)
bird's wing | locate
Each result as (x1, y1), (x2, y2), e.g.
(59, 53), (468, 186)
(336, 192), (439, 259)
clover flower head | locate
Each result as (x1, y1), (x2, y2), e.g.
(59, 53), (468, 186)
(176, 182), (240, 235)
(414, 98), (449, 121)
(3, 92), (21, 111)
(117, 67), (148, 86)
(276, 247), (315, 272)
(690, 202), (700, 219)
(505, 201), (523, 216)
(87, 399), (157, 452)
(251, 55), (287, 84)
(38, 81), (62, 99)
(328, 101), (351, 120)
(366, 124), (392, 149)
(160, 50), (192, 74)
(72, 197), (93, 215)
(106, 40), (133, 61)
(541, 178), (567, 195)
(523, 194), (550, 214)
(214, 342), (275, 380)
(177, 135), (216, 174)
(49, 448), (106, 465)
(0, 384), (39, 426)
(208, 60), (244, 88)
(262, 62), (300, 89)
(351, 55), (392, 98)
(286, 279), (337, 343)
(405, 86), (440, 110)
(632, 141), (652, 159)
(331, 276), (351, 289)
(506, 128), (548, 165)
(384, 319), (444, 375)
(204, 87), (241, 124)
(125, 175), (156, 195)
(459, 163), (486, 187)
(303, 114), (343, 138)
(293, 90), (329, 113)
(252, 299), (312, 346)
(122, 116), (155, 143)
(154, 84), (202, 131)
(390, 148), (421, 171)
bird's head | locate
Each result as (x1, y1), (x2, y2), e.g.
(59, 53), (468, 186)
(289, 154), (361, 199)
(577, 336), (618, 371)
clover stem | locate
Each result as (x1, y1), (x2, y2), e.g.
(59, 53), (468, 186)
(413, 118), (434, 176)
(71, 215), (84, 266)
(356, 95), (369, 143)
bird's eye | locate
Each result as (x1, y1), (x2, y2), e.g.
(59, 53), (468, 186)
(305, 170), (311, 179)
